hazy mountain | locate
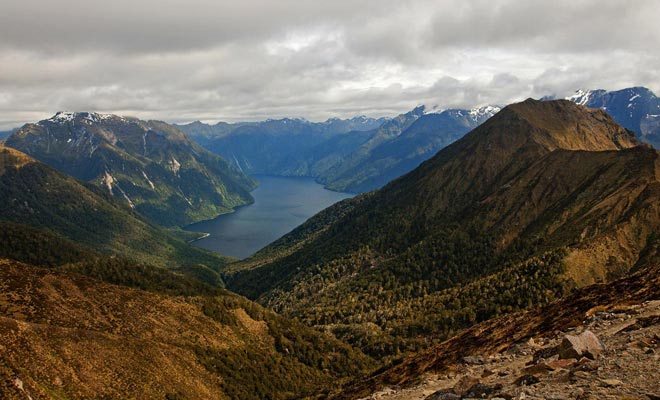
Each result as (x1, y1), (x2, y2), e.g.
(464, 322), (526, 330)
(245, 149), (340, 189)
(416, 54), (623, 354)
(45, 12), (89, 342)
(181, 106), (499, 194)
(566, 87), (660, 148)
(318, 105), (500, 192)
(177, 116), (387, 177)
(226, 99), (658, 358)
(174, 120), (243, 146)
(5, 112), (256, 227)
(0, 129), (15, 140)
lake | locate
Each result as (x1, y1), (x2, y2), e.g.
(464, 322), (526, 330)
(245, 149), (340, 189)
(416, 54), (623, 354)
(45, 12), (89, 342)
(185, 175), (353, 259)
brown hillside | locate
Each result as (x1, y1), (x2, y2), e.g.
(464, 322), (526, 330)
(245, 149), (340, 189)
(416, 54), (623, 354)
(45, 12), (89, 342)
(0, 259), (373, 399)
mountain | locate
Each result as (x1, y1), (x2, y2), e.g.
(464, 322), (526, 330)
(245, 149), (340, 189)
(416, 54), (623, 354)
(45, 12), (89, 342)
(226, 99), (658, 359)
(566, 87), (660, 148)
(0, 257), (375, 400)
(5, 112), (256, 227)
(318, 105), (500, 192)
(177, 116), (387, 178)
(0, 145), (232, 282)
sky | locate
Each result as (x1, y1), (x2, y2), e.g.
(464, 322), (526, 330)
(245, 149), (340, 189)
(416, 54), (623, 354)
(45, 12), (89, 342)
(1, 0), (659, 129)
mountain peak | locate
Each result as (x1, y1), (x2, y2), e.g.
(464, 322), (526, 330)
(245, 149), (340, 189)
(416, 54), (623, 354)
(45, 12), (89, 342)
(498, 98), (639, 151)
(45, 111), (124, 125)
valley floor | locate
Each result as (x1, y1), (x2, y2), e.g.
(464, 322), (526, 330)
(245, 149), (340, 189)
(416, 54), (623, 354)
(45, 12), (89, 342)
(362, 300), (660, 400)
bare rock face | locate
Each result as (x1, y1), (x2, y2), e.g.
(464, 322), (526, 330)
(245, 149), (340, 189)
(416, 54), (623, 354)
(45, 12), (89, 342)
(558, 330), (605, 360)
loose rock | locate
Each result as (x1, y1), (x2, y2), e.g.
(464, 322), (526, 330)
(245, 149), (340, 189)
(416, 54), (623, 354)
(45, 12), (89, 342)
(558, 330), (605, 360)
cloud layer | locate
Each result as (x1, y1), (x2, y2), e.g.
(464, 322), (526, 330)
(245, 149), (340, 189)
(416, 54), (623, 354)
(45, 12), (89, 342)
(1, 0), (659, 128)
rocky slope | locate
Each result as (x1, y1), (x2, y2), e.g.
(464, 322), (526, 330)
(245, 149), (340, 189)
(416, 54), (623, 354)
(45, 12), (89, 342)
(334, 263), (660, 399)
(5, 112), (255, 227)
(227, 99), (658, 359)
(0, 258), (375, 400)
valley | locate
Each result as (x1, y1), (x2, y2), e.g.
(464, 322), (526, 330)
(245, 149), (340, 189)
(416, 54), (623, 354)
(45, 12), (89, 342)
(1, 6), (660, 395)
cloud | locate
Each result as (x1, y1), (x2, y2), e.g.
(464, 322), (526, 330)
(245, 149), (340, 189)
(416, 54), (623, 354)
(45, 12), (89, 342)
(0, 0), (659, 129)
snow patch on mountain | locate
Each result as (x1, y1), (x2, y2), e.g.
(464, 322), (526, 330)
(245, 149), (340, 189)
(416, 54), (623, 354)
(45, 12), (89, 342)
(46, 112), (123, 125)
(469, 105), (501, 121)
(566, 89), (594, 106)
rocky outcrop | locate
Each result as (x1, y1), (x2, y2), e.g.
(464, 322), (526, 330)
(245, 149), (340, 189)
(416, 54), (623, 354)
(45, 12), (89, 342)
(558, 330), (605, 360)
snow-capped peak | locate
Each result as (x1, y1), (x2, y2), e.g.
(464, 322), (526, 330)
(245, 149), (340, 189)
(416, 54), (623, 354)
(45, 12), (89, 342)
(566, 89), (594, 106)
(469, 105), (501, 121)
(46, 111), (121, 125)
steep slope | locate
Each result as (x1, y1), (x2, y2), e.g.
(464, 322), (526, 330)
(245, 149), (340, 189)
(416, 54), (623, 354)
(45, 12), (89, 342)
(0, 258), (375, 400)
(5, 112), (255, 227)
(567, 87), (660, 148)
(318, 106), (500, 192)
(227, 99), (655, 358)
(0, 145), (230, 279)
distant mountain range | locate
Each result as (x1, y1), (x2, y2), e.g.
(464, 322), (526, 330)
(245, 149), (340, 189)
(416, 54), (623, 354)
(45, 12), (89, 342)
(178, 105), (500, 193)
(177, 86), (660, 195)
(5, 112), (256, 227)
(317, 105), (500, 192)
(227, 99), (660, 358)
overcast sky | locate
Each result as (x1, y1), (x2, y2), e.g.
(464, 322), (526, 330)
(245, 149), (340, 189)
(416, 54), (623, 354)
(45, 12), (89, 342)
(1, 0), (659, 129)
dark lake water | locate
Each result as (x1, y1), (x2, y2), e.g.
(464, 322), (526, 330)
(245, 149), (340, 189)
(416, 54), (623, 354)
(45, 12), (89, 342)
(185, 175), (353, 259)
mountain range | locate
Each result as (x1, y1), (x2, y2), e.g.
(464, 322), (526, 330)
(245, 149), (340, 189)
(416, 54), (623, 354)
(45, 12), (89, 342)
(177, 86), (660, 195)
(178, 105), (500, 193)
(5, 112), (256, 227)
(226, 99), (660, 359)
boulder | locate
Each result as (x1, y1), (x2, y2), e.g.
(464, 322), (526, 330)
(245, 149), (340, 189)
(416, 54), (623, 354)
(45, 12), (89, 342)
(558, 330), (605, 360)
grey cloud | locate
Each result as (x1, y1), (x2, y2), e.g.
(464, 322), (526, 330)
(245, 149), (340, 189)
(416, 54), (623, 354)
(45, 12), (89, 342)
(0, 0), (659, 129)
